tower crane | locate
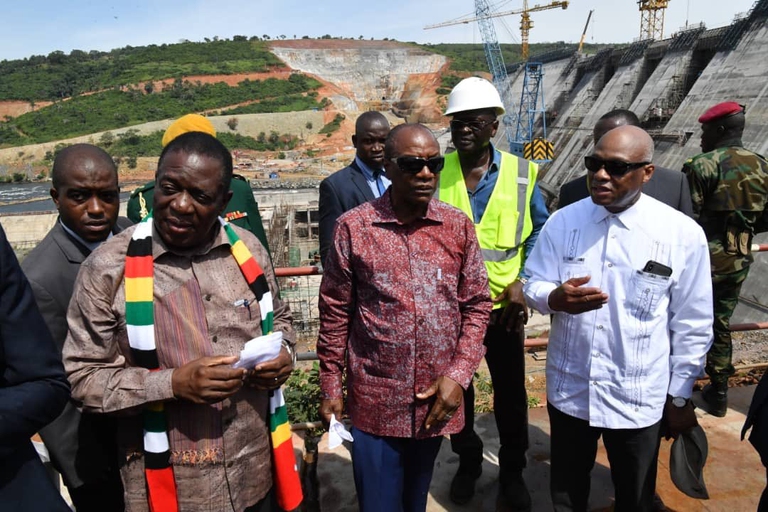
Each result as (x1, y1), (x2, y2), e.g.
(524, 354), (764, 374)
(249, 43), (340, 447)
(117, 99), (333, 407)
(638, 0), (670, 40)
(425, 1), (569, 61)
(425, 1), (567, 162)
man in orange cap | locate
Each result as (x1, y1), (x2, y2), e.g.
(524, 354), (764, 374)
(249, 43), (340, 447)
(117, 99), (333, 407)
(683, 101), (768, 417)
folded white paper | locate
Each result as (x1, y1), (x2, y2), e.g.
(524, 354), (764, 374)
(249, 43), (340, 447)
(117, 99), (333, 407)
(328, 414), (354, 449)
(233, 331), (283, 369)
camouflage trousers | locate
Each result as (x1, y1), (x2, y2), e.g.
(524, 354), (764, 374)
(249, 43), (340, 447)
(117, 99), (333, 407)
(707, 267), (751, 386)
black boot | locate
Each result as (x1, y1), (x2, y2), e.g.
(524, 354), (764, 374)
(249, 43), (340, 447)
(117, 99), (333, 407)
(496, 470), (532, 512)
(699, 382), (728, 417)
(450, 460), (483, 505)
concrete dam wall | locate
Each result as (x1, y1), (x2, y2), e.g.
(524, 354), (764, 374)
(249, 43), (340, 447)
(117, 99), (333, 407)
(532, 0), (768, 322)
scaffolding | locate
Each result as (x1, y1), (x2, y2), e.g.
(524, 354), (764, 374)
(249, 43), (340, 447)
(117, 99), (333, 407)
(638, 0), (670, 41)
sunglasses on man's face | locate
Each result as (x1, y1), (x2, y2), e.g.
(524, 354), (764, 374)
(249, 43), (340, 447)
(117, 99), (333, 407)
(449, 118), (495, 132)
(389, 156), (445, 175)
(584, 155), (650, 177)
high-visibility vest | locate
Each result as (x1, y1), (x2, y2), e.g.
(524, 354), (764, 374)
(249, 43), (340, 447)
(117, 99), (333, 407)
(438, 150), (537, 309)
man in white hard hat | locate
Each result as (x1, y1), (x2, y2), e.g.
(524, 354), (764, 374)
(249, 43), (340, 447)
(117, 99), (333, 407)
(438, 76), (549, 511)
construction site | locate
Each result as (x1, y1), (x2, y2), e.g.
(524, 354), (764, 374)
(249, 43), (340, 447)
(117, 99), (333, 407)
(3, 1), (768, 508)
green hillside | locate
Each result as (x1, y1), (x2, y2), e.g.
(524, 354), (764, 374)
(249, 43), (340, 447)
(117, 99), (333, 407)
(1, 74), (321, 145)
(0, 39), (283, 102)
(419, 42), (616, 73)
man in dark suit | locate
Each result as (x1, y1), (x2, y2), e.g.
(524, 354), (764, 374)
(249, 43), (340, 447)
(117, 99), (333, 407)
(22, 144), (128, 511)
(0, 224), (71, 511)
(319, 111), (391, 266)
(558, 109), (694, 216)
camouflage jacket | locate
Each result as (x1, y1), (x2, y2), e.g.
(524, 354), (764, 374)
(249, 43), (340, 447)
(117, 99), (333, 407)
(682, 143), (768, 274)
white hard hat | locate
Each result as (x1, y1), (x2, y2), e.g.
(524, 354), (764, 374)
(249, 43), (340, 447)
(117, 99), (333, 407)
(445, 77), (506, 116)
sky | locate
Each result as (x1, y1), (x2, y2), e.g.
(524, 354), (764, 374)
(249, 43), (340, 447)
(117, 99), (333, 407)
(0, 0), (758, 62)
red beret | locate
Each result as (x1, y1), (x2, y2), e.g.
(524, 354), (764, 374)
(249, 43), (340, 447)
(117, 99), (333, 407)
(698, 101), (745, 124)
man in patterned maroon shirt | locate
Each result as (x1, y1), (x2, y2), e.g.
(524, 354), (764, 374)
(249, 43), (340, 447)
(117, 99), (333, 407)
(318, 123), (492, 512)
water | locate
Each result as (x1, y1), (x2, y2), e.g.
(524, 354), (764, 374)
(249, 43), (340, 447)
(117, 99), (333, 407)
(0, 182), (131, 214)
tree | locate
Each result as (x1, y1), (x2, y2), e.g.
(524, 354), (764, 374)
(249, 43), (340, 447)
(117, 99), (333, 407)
(99, 131), (115, 148)
(144, 82), (154, 94)
(226, 117), (239, 131)
(305, 121), (313, 130)
(263, 34), (271, 40)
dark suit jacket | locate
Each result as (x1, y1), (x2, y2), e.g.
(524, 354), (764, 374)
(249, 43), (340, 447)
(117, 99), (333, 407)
(21, 218), (131, 490)
(558, 166), (694, 216)
(0, 224), (71, 511)
(744, 373), (768, 466)
(319, 161), (377, 266)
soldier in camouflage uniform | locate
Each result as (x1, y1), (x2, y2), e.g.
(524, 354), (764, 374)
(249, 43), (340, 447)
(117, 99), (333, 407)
(683, 101), (768, 417)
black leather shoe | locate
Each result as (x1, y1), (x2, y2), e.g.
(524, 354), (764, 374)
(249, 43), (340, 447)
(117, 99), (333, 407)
(449, 463), (482, 505)
(698, 383), (728, 417)
(496, 471), (532, 512)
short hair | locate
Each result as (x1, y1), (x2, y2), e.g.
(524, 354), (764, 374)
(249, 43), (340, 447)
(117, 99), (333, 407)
(598, 109), (640, 126)
(355, 111), (389, 135)
(158, 131), (233, 193)
(384, 123), (436, 159)
(51, 144), (117, 189)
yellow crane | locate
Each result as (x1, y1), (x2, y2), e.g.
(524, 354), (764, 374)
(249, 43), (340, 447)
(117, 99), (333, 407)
(424, 1), (569, 61)
(638, 0), (670, 40)
(578, 9), (594, 54)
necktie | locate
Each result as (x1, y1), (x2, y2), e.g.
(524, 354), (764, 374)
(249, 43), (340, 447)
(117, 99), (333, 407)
(374, 172), (386, 197)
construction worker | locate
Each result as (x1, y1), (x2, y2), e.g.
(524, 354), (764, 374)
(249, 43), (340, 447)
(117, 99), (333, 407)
(438, 77), (549, 511)
(126, 114), (271, 254)
(683, 101), (768, 417)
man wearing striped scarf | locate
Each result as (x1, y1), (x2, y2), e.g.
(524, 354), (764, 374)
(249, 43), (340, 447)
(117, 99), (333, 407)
(63, 132), (297, 512)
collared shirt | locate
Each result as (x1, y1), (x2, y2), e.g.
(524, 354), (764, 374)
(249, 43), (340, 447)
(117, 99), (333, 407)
(465, 144), (549, 279)
(59, 218), (112, 252)
(318, 191), (491, 439)
(355, 156), (391, 198)
(63, 224), (294, 512)
(523, 194), (713, 429)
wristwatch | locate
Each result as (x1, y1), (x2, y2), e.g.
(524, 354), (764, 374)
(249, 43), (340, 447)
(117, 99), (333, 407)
(671, 396), (688, 408)
(516, 276), (529, 285)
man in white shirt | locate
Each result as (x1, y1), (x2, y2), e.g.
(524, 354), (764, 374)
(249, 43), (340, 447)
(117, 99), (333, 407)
(523, 125), (713, 511)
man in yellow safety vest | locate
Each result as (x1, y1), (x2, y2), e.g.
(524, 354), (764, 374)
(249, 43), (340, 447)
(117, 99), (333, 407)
(438, 77), (549, 512)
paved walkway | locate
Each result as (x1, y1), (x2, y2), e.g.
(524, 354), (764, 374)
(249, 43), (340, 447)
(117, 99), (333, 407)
(310, 385), (765, 511)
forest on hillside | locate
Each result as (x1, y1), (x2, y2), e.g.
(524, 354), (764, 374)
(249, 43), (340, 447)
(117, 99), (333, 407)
(0, 74), (322, 146)
(0, 39), (284, 102)
(420, 42), (616, 72)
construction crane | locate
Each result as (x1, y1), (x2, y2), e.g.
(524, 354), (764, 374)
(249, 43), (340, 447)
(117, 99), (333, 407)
(638, 0), (670, 40)
(425, 1), (565, 161)
(425, 1), (569, 61)
(578, 9), (594, 54)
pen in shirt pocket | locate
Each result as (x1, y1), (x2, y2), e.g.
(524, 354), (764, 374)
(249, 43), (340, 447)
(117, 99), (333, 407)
(437, 268), (442, 281)
(233, 298), (252, 320)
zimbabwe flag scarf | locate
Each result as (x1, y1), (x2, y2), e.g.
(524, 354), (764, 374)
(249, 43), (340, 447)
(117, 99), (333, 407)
(125, 215), (303, 512)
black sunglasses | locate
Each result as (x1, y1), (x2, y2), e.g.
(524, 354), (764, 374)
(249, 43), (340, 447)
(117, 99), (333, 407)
(449, 118), (495, 132)
(389, 156), (445, 175)
(584, 156), (650, 177)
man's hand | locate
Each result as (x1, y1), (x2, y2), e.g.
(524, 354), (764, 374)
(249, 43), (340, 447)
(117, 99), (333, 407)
(493, 280), (528, 332)
(171, 355), (245, 404)
(547, 276), (609, 314)
(245, 346), (294, 390)
(662, 396), (698, 440)
(319, 398), (344, 431)
(416, 376), (463, 430)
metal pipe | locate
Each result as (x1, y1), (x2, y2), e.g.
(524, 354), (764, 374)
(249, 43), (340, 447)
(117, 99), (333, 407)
(275, 266), (322, 277)
(731, 322), (768, 332)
